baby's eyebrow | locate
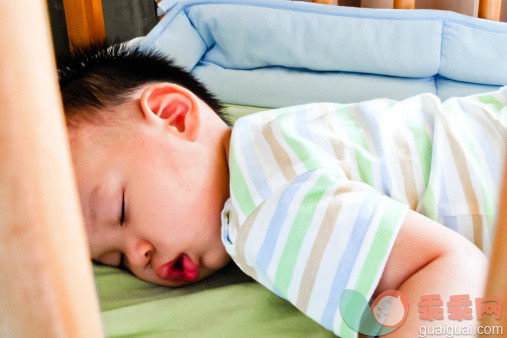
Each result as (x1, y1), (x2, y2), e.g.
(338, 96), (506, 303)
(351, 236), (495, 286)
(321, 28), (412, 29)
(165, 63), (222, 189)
(86, 184), (111, 260)
(88, 185), (101, 225)
(88, 182), (121, 228)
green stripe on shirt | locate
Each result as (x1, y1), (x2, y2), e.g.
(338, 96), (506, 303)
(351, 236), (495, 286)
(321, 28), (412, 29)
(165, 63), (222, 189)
(353, 199), (406, 294)
(229, 143), (256, 217)
(277, 113), (323, 171)
(406, 120), (432, 187)
(479, 93), (504, 112)
(341, 200), (406, 338)
(275, 172), (336, 295)
(343, 108), (375, 186)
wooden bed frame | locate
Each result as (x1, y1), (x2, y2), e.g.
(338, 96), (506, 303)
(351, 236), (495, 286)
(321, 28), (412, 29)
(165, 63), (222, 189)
(60, 0), (503, 49)
(313, 0), (503, 21)
(0, 0), (504, 336)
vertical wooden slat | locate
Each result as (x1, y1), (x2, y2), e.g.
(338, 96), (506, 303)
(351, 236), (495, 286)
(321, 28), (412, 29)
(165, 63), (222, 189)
(479, 153), (507, 336)
(473, 0), (481, 18)
(312, 0), (339, 5)
(157, 0), (166, 20)
(0, 1), (104, 337)
(394, 0), (416, 9)
(63, 0), (106, 49)
(478, 0), (502, 20)
(360, 0), (392, 9)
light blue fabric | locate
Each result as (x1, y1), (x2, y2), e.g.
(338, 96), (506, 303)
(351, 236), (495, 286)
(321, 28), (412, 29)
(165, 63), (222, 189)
(142, 0), (507, 106)
(436, 75), (500, 101)
(147, 12), (206, 72)
(189, 4), (442, 77)
(193, 62), (437, 107)
(440, 22), (507, 85)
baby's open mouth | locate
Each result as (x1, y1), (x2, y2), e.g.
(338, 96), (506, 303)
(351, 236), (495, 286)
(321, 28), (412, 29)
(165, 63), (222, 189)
(156, 254), (199, 282)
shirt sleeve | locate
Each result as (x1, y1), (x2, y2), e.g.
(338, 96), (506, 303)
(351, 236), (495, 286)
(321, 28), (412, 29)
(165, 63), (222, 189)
(221, 167), (408, 337)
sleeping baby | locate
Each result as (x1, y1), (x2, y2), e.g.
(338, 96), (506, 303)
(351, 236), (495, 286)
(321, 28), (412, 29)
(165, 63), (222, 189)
(59, 42), (506, 337)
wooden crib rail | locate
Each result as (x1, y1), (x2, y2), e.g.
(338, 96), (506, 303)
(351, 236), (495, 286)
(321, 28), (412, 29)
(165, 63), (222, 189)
(479, 154), (507, 336)
(478, 0), (503, 21)
(313, 0), (503, 21)
(63, 0), (503, 49)
(0, 1), (103, 336)
(393, 0), (415, 9)
(313, 0), (339, 5)
(392, 0), (503, 20)
(63, 0), (105, 51)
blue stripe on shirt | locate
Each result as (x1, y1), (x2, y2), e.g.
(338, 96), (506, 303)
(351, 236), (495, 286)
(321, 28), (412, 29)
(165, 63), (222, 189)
(237, 117), (273, 199)
(457, 101), (500, 188)
(321, 190), (380, 329)
(256, 170), (317, 279)
(354, 103), (394, 197)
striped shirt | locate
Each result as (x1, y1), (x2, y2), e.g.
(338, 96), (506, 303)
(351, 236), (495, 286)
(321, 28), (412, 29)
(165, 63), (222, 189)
(221, 88), (507, 337)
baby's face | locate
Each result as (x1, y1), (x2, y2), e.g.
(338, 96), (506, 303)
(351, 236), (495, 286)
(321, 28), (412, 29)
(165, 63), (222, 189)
(68, 111), (232, 287)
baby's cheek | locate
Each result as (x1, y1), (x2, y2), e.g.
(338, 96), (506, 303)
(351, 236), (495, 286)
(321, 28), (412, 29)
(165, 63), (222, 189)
(204, 245), (231, 271)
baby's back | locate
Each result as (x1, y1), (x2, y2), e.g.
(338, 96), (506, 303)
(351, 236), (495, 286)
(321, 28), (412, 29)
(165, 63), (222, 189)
(230, 88), (507, 253)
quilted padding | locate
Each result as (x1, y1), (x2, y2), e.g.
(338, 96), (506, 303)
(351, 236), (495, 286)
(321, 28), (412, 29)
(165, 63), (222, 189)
(142, 0), (507, 106)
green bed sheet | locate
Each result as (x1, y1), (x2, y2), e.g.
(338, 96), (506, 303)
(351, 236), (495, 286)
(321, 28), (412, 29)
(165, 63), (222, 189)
(93, 103), (336, 337)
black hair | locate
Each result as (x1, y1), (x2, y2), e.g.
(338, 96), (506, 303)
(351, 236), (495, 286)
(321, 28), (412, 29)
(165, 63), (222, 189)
(58, 40), (229, 127)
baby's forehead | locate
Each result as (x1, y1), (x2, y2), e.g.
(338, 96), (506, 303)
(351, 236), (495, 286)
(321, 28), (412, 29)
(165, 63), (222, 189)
(67, 113), (157, 185)
(68, 124), (129, 216)
(67, 109), (137, 145)
(67, 121), (126, 172)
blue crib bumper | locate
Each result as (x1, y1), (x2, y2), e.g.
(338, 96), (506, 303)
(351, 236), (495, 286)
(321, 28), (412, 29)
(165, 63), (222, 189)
(141, 0), (507, 106)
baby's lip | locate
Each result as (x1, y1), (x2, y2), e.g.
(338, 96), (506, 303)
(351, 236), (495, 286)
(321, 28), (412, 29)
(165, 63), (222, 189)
(156, 254), (199, 282)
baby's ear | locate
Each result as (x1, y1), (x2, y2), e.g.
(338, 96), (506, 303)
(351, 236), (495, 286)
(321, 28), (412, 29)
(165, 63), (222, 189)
(140, 83), (201, 141)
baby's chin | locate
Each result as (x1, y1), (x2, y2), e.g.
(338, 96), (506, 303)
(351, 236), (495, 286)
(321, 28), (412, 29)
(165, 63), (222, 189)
(156, 278), (201, 288)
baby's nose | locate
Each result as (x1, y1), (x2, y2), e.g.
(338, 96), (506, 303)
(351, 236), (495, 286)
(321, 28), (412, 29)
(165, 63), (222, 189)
(126, 239), (153, 266)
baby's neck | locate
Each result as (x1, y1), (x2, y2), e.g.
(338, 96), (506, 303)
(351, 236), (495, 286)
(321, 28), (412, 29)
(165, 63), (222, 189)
(222, 127), (232, 166)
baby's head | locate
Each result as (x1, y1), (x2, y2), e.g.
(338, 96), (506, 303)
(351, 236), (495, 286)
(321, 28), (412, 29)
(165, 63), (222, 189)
(59, 42), (232, 287)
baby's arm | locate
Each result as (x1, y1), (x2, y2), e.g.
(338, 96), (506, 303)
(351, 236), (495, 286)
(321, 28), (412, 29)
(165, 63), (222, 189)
(374, 209), (488, 337)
